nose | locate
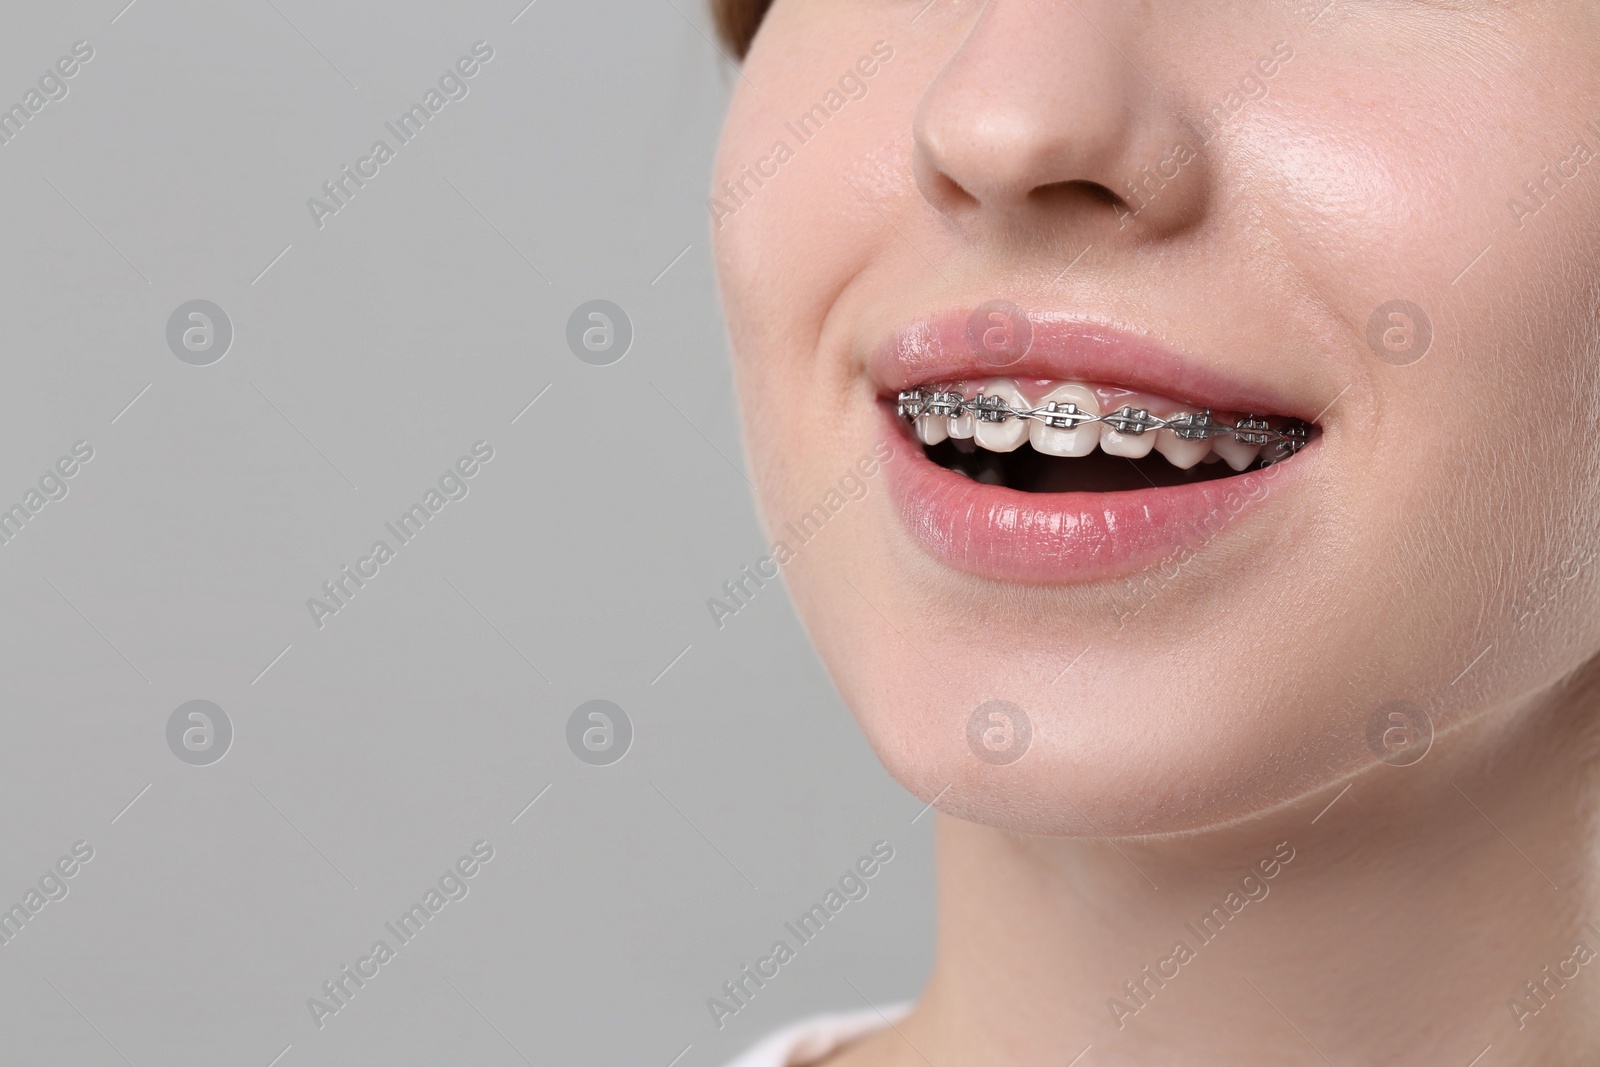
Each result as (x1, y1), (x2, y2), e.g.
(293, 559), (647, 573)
(913, 0), (1208, 239)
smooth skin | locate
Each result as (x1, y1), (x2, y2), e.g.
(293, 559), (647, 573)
(712, 1), (1600, 1063)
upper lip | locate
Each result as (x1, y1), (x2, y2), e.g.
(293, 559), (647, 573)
(869, 310), (1319, 421)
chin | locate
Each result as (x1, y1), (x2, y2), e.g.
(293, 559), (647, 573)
(818, 583), (1374, 841)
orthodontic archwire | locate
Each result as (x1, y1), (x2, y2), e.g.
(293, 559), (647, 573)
(896, 387), (1314, 459)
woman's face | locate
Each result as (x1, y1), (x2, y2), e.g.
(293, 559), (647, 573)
(711, 0), (1600, 836)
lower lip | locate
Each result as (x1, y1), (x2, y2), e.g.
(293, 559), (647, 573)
(879, 406), (1310, 584)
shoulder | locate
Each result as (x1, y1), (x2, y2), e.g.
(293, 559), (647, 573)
(719, 1003), (913, 1067)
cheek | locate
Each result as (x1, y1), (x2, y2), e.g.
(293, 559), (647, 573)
(712, 9), (925, 345)
(1249, 53), (1600, 710)
(713, 57), (922, 530)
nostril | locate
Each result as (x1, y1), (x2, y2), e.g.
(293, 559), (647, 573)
(1028, 179), (1125, 213)
(925, 167), (980, 213)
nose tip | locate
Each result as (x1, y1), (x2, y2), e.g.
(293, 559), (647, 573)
(913, 108), (1130, 216)
(911, 1), (1208, 237)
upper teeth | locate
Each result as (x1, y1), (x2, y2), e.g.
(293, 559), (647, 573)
(897, 380), (1310, 470)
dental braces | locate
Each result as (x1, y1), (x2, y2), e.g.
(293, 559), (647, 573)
(896, 387), (1312, 457)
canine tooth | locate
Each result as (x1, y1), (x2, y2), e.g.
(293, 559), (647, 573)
(1100, 407), (1156, 458)
(1155, 412), (1211, 469)
(917, 414), (949, 445)
(1211, 435), (1261, 471)
(973, 379), (1029, 452)
(1028, 383), (1101, 457)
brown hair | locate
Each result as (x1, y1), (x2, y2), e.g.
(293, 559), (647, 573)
(711, 0), (773, 59)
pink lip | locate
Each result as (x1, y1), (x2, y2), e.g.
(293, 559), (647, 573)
(870, 311), (1316, 420)
(873, 312), (1317, 584)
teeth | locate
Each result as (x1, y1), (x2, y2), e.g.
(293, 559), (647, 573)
(972, 379), (1030, 452)
(1028, 383), (1101, 457)
(948, 406), (975, 440)
(1154, 413), (1212, 469)
(1101, 407), (1157, 459)
(909, 382), (1303, 472)
(1211, 435), (1262, 471)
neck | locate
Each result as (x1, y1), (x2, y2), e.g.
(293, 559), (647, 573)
(902, 683), (1600, 1066)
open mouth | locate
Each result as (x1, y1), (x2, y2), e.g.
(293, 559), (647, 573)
(897, 378), (1315, 494)
(870, 312), (1323, 582)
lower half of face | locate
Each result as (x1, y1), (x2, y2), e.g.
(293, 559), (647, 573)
(712, 0), (1600, 836)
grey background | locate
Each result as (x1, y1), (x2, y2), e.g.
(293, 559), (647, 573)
(0, 2), (933, 1064)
